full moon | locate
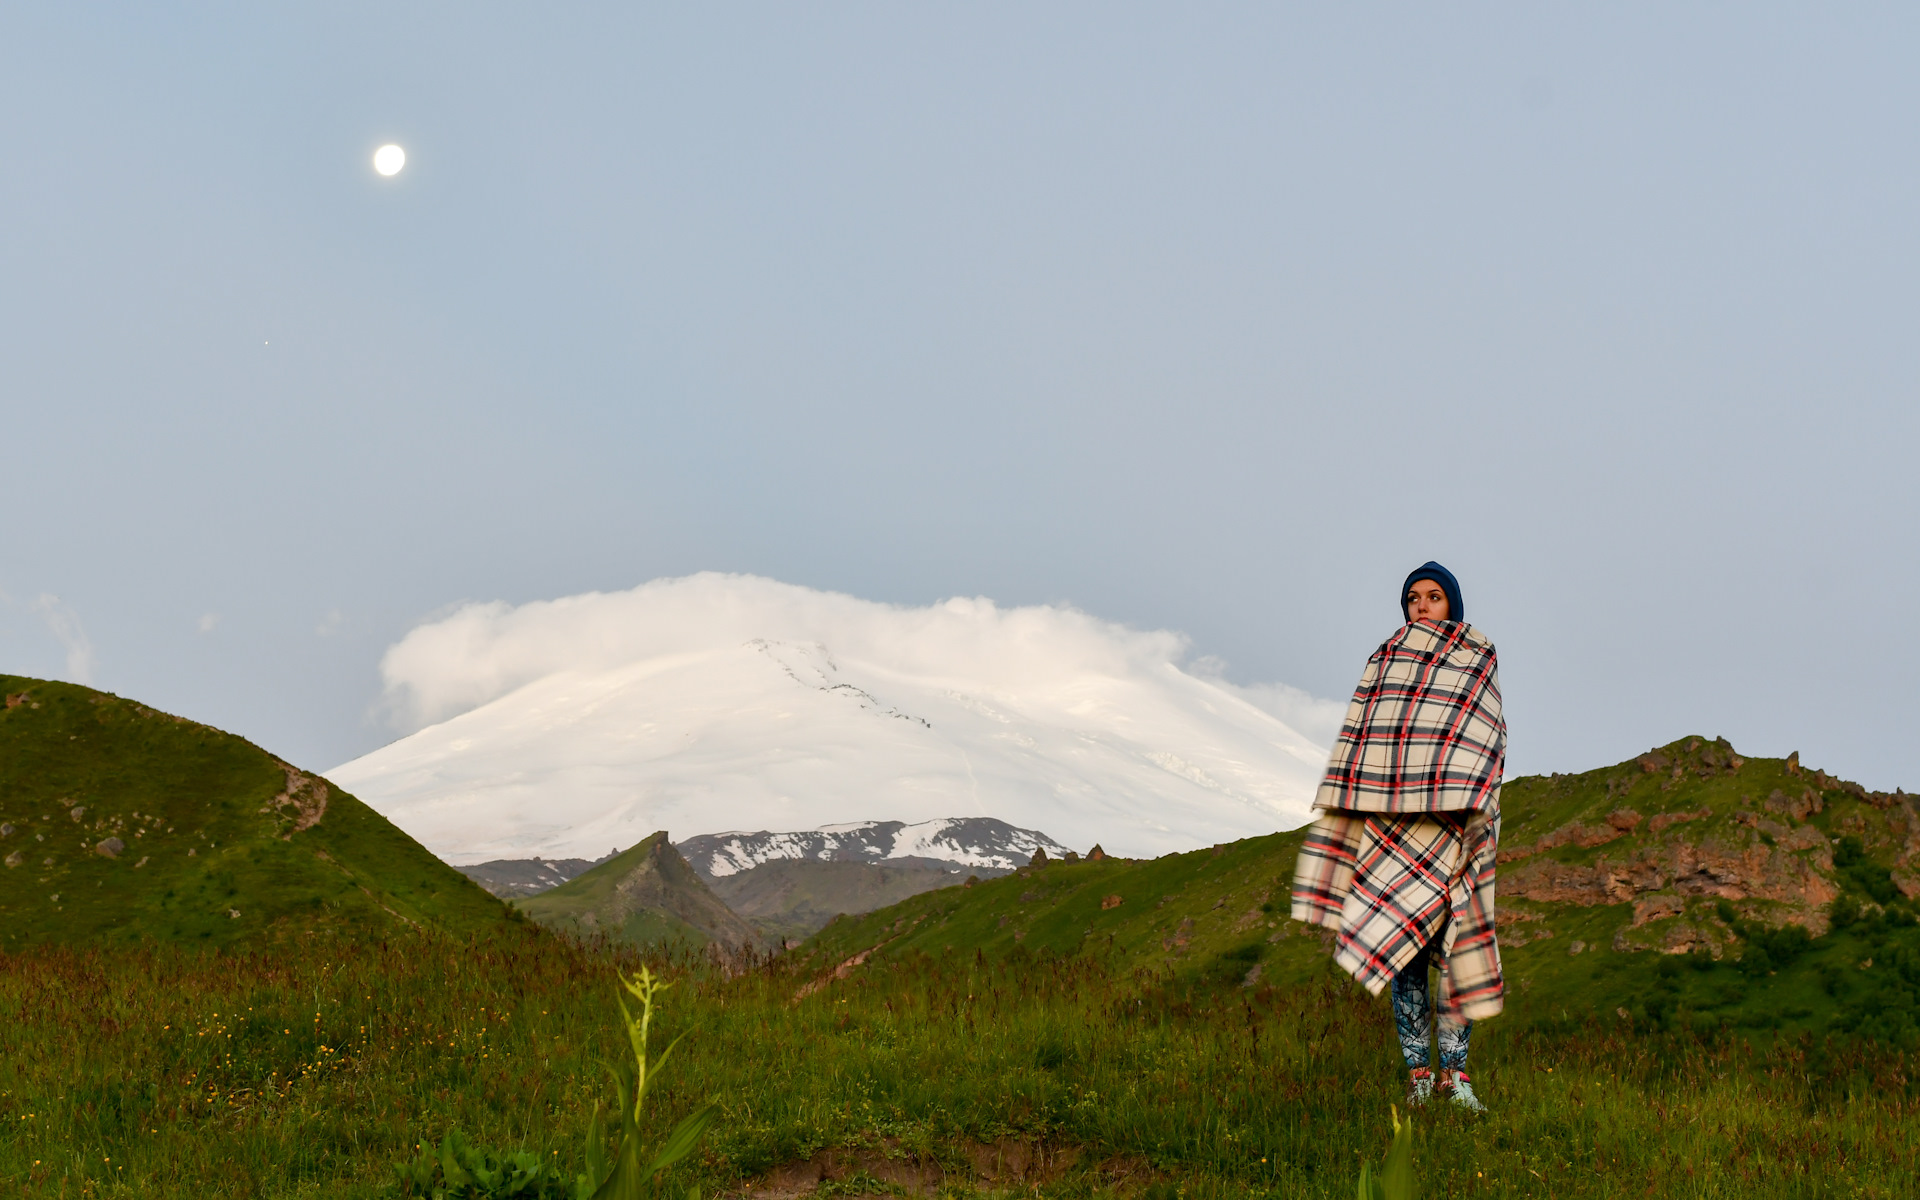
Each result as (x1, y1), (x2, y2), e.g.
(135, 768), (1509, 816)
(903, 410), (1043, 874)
(373, 144), (406, 176)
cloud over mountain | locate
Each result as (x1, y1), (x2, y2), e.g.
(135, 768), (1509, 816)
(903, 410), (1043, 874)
(333, 574), (1333, 863)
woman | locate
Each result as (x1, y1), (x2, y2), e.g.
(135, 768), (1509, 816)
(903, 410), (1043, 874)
(1290, 561), (1506, 1112)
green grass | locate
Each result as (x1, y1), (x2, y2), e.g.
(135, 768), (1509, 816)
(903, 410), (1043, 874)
(514, 833), (761, 950)
(3, 933), (1916, 1199)
(0, 676), (511, 948)
(798, 736), (1920, 1044)
(5, 685), (1917, 1198)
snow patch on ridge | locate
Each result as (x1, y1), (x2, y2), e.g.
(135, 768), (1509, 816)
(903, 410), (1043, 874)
(678, 817), (1072, 881)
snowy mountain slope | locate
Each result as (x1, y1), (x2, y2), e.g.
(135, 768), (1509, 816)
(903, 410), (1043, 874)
(327, 575), (1333, 865)
(677, 817), (1071, 881)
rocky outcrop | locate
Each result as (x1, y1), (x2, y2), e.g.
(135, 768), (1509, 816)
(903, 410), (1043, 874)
(261, 764), (328, 839)
(1491, 737), (1909, 949)
(1503, 828), (1838, 916)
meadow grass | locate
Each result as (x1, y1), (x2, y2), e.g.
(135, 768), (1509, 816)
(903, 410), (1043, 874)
(2, 931), (1914, 1199)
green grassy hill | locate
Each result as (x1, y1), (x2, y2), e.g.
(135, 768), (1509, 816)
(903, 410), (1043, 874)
(515, 831), (764, 950)
(706, 858), (994, 944)
(797, 736), (1920, 1044)
(0, 675), (513, 948)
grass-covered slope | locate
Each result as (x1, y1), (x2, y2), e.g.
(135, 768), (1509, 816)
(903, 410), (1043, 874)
(515, 831), (764, 950)
(798, 736), (1920, 1043)
(707, 858), (992, 944)
(0, 675), (511, 948)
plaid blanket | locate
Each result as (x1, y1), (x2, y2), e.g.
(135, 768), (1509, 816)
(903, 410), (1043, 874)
(1290, 807), (1504, 1021)
(1313, 620), (1505, 815)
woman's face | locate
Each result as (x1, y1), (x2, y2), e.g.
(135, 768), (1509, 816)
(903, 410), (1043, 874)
(1405, 580), (1450, 623)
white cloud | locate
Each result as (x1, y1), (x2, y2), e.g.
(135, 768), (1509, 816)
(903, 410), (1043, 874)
(377, 573), (1203, 733)
(197, 612), (221, 634)
(316, 608), (346, 637)
(32, 594), (96, 684)
(341, 573), (1340, 861)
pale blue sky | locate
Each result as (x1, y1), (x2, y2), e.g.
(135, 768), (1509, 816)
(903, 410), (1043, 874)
(3, 5), (1916, 789)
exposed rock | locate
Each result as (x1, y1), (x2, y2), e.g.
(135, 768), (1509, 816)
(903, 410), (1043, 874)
(260, 764), (329, 838)
(1497, 819), (1629, 863)
(95, 837), (125, 858)
(1029, 847), (1049, 868)
(1503, 831), (1838, 923)
(1648, 808), (1712, 834)
(0, 824), (11, 837)
(1779, 826), (1829, 853)
(1892, 868), (1920, 900)
(69, 806), (86, 822)
(1631, 894), (1685, 927)
(1101, 894), (1123, 910)
(1615, 919), (1717, 955)
(1607, 809), (1644, 833)
(1764, 788), (1823, 822)
(1087, 844), (1107, 861)
(3, 851), (20, 869)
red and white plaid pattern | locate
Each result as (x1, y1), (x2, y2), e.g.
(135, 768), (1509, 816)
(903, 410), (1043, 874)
(1291, 807), (1504, 1021)
(1313, 621), (1506, 815)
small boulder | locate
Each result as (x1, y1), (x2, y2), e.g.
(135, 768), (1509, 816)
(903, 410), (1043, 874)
(69, 806), (87, 822)
(1101, 894), (1123, 910)
(95, 837), (125, 858)
(4, 851), (21, 869)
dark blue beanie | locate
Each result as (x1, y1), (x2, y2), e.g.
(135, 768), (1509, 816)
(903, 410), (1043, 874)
(1400, 561), (1464, 624)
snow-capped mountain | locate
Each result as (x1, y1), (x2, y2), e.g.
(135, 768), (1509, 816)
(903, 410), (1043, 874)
(327, 574), (1333, 864)
(677, 817), (1072, 881)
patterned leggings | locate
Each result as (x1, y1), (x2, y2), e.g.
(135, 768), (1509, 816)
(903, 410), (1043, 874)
(1390, 934), (1471, 1072)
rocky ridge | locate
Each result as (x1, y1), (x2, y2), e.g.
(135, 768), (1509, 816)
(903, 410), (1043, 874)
(1495, 736), (1918, 957)
(514, 832), (763, 951)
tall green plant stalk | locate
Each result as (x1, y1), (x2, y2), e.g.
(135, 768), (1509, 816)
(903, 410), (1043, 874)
(584, 966), (714, 1200)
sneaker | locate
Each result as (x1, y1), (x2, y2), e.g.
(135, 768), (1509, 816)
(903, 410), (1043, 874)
(1441, 1070), (1487, 1113)
(1406, 1067), (1434, 1107)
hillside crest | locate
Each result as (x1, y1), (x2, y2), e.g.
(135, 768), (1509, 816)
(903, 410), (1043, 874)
(514, 831), (763, 950)
(0, 675), (511, 948)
